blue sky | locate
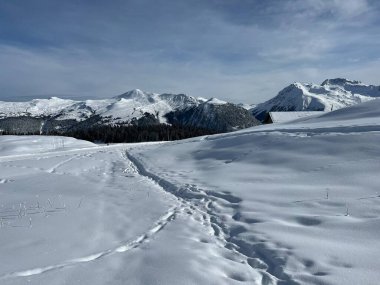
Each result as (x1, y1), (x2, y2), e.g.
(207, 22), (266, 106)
(0, 0), (379, 103)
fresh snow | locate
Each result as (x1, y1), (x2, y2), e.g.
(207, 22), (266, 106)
(0, 136), (94, 157)
(268, 111), (326, 123)
(238, 103), (256, 110)
(251, 78), (380, 119)
(1, 99), (380, 284)
(206, 98), (228, 105)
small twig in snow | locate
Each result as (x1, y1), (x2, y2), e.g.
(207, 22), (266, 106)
(78, 197), (83, 208)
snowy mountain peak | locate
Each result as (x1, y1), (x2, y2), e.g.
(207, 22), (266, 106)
(205, 98), (227, 105)
(114, 89), (153, 100)
(251, 78), (380, 121)
(321, 78), (362, 86)
(279, 83), (305, 96)
(292, 82), (305, 88)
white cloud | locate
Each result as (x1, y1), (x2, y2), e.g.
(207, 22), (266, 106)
(331, 0), (369, 18)
(0, 1), (379, 104)
(1, 42), (379, 104)
(257, 36), (333, 63)
(281, 0), (372, 29)
(298, 0), (369, 18)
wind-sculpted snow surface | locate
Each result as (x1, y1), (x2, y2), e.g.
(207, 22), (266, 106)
(0, 137), (260, 284)
(129, 99), (380, 285)
(1, 99), (380, 284)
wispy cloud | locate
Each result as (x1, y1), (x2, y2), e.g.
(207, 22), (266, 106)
(0, 0), (379, 103)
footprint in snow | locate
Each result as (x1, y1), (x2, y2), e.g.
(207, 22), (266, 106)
(295, 216), (322, 226)
(0, 179), (14, 184)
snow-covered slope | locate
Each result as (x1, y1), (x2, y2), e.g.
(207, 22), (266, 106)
(251, 78), (380, 121)
(0, 136), (95, 157)
(268, 111), (326, 123)
(128, 99), (380, 285)
(0, 99), (379, 284)
(0, 89), (258, 133)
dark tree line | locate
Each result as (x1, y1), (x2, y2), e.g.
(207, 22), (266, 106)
(1, 130), (40, 135)
(50, 124), (218, 143)
(0, 121), (218, 143)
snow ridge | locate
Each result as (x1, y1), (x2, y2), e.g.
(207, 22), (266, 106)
(251, 78), (380, 120)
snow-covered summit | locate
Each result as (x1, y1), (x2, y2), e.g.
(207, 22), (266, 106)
(158, 93), (199, 110)
(251, 78), (380, 121)
(205, 98), (227, 105)
(114, 89), (156, 101)
(115, 88), (146, 98)
(321, 78), (361, 86)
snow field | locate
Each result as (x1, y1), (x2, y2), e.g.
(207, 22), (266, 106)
(1, 99), (380, 284)
(128, 99), (380, 285)
(0, 137), (254, 284)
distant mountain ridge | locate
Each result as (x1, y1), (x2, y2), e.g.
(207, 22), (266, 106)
(251, 78), (380, 121)
(0, 89), (260, 135)
(2, 78), (378, 137)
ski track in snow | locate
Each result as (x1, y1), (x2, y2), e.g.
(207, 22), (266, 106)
(2, 142), (349, 284)
(0, 146), (280, 284)
(0, 203), (178, 280)
(46, 155), (79, 174)
(126, 151), (292, 285)
(0, 146), (177, 281)
(1, 144), (321, 284)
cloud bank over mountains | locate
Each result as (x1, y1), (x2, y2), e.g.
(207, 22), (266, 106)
(0, 0), (379, 102)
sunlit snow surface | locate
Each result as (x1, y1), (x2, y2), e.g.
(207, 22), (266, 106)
(269, 111), (326, 123)
(1, 99), (380, 284)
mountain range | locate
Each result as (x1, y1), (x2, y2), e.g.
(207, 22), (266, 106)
(1, 78), (379, 138)
(0, 89), (259, 135)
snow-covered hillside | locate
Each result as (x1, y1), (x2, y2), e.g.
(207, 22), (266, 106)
(0, 136), (95, 157)
(129, 99), (380, 285)
(0, 99), (379, 284)
(0, 89), (202, 123)
(0, 89), (259, 134)
(251, 78), (380, 121)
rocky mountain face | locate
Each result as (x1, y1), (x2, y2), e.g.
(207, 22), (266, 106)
(166, 98), (259, 132)
(251, 78), (380, 121)
(0, 89), (259, 135)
